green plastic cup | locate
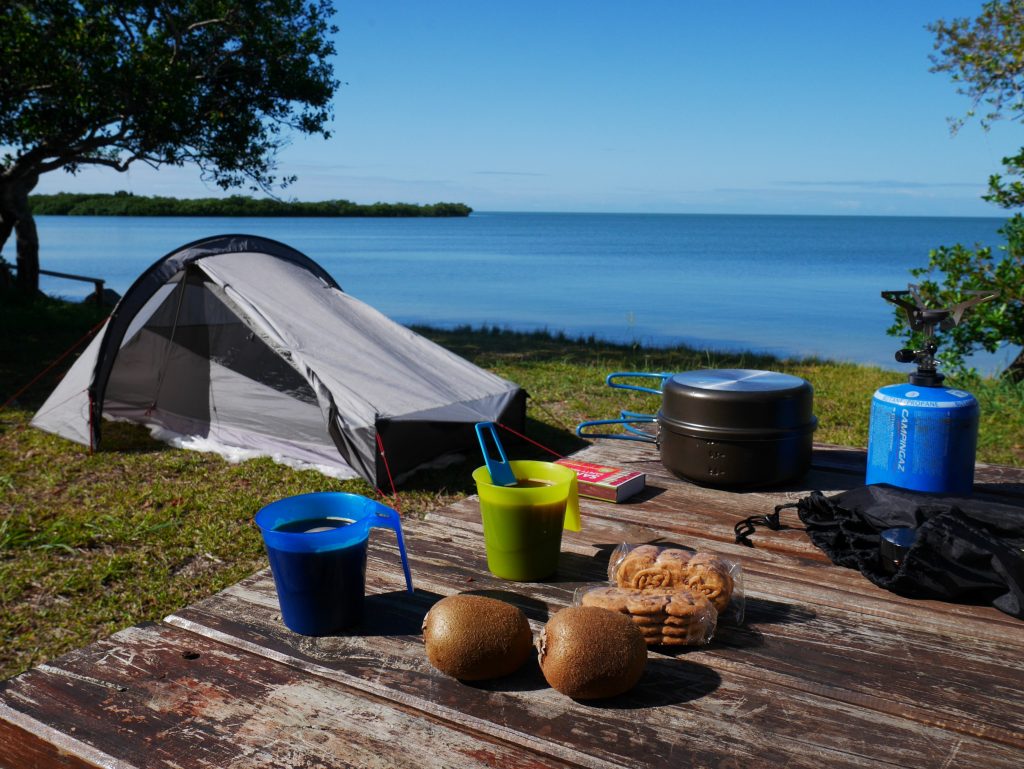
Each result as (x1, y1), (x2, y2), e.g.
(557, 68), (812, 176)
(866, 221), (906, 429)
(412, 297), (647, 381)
(472, 460), (581, 581)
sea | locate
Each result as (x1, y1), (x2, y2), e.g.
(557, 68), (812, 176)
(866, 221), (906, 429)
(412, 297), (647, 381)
(30, 212), (1018, 373)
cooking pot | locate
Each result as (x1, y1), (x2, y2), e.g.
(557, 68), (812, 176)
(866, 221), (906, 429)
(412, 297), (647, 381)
(577, 369), (817, 488)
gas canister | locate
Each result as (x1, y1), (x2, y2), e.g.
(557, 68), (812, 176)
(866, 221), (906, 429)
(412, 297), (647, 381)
(866, 286), (996, 497)
(866, 382), (978, 495)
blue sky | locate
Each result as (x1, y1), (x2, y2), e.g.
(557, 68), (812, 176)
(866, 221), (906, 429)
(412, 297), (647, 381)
(35, 1), (1020, 216)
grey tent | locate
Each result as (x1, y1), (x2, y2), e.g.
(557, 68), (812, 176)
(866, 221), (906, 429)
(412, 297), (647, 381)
(32, 235), (526, 486)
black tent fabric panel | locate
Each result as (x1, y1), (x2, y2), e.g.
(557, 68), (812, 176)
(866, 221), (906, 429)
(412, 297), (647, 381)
(374, 388), (527, 485)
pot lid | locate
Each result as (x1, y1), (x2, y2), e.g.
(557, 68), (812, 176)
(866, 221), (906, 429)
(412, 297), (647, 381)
(659, 369), (815, 431)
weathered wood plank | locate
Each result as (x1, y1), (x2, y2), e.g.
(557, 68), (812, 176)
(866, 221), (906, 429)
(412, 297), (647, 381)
(0, 702), (135, 769)
(403, 515), (1024, 725)
(570, 440), (1024, 500)
(430, 493), (1024, 643)
(413, 517), (1022, 731)
(0, 622), (580, 769)
(4, 441), (1021, 769)
(164, 572), (1024, 768)
(162, 511), (1024, 765)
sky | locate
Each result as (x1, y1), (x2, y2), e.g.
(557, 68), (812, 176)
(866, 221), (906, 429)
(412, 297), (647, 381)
(32, 1), (1023, 216)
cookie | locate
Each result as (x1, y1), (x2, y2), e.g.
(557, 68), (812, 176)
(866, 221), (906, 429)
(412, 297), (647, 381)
(662, 612), (702, 627)
(624, 590), (671, 616)
(629, 566), (676, 590)
(580, 586), (631, 614)
(684, 553), (734, 612)
(654, 548), (692, 585)
(659, 623), (701, 638)
(649, 634), (692, 647)
(664, 591), (712, 617)
(636, 627), (666, 641)
(629, 613), (670, 628)
(613, 545), (661, 587)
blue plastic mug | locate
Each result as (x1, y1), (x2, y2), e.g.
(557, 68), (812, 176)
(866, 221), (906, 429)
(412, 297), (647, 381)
(255, 492), (414, 636)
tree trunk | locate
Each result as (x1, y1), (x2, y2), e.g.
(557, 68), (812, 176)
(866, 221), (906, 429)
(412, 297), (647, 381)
(1004, 347), (1024, 384)
(0, 173), (41, 297)
(0, 212), (12, 290)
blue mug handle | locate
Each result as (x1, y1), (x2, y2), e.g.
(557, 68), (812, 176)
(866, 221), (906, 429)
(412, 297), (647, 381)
(367, 501), (415, 594)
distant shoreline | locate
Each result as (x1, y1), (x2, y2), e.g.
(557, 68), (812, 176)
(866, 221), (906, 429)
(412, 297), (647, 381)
(28, 192), (472, 218)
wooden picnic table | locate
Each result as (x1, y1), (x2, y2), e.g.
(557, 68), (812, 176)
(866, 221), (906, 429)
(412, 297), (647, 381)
(1, 440), (1022, 768)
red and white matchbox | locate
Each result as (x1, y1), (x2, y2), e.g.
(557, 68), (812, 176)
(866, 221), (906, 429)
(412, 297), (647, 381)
(555, 458), (646, 503)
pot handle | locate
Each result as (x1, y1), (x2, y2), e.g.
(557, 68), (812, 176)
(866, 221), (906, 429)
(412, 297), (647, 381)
(620, 410), (657, 437)
(606, 371), (672, 395)
(576, 417), (658, 444)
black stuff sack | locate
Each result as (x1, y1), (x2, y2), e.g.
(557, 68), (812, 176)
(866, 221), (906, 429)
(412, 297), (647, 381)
(739, 484), (1024, 618)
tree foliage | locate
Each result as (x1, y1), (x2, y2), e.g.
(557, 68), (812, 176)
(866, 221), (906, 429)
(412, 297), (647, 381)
(889, 215), (1024, 381)
(891, 1), (1024, 380)
(930, 0), (1024, 208)
(28, 192), (473, 217)
(0, 1), (338, 295)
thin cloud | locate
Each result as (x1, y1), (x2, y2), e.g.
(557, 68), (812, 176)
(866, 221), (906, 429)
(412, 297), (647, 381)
(778, 180), (981, 189)
(475, 170), (546, 177)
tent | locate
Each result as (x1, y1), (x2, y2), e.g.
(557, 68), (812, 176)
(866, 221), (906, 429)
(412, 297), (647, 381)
(32, 234), (526, 486)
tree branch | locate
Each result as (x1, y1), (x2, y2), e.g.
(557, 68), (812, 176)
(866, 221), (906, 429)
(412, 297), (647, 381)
(187, 18), (229, 33)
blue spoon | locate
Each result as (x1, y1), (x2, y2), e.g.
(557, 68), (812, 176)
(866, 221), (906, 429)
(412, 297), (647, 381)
(474, 422), (518, 486)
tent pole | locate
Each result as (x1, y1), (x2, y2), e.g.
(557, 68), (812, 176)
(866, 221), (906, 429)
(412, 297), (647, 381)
(147, 270), (190, 415)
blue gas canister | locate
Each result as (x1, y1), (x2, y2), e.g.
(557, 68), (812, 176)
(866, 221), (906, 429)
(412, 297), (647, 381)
(866, 286), (997, 497)
(866, 382), (979, 495)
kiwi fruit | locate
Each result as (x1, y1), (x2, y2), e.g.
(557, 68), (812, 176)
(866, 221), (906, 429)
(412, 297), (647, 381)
(538, 606), (647, 699)
(422, 594), (533, 681)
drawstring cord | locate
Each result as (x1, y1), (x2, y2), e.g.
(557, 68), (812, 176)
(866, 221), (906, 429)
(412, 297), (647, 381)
(735, 502), (796, 547)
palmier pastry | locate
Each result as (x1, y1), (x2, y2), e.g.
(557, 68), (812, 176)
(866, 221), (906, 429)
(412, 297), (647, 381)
(613, 545), (661, 587)
(684, 552), (734, 612)
(654, 548), (692, 586)
(627, 565), (676, 590)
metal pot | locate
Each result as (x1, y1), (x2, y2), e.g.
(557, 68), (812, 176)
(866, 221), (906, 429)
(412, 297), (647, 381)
(578, 369), (817, 488)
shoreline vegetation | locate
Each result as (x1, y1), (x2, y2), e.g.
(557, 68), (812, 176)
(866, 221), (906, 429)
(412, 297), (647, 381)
(1, 295), (1022, 682)
(28, 192), (473, 218)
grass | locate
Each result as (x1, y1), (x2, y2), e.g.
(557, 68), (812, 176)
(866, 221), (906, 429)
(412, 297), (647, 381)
(1, 299), (1022, 681)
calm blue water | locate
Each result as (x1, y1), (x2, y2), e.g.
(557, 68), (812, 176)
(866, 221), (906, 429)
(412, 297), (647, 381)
(31, 212), (1016, 372)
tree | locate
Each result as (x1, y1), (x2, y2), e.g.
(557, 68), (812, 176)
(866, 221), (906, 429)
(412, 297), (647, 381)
(0, 1), (338, 297)
(930, 0), (1024, 208)
(890, 1), (1024, 380)
(891, 216), (1024, 381)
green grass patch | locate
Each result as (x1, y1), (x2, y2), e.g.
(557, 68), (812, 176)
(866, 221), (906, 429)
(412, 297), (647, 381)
(1, 309), (1022, 681)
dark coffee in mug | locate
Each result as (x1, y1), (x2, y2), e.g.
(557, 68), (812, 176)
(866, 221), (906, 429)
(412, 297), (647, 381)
(265, 516), (368, 634)
(512, 478), (554, 489)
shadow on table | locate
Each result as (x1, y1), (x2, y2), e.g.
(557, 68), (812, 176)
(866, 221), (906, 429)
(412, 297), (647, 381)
(353, 589), (446, 637)
(709, 597), (818, 651)
(584, 659), (722, 710)
(359, 587), (555, 634)
(464, 656), (550, 694)
(616, 484), (668, 504)
(548, 550), (616, 583)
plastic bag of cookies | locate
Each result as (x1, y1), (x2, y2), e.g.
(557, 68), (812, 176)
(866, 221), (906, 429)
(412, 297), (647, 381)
(574, 584), (717, 647)
(607, 543), (745, 625)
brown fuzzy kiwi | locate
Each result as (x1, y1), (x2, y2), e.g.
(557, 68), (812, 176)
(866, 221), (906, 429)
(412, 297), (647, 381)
(422, 594), (533, 681)
(537, 606), (648, 699)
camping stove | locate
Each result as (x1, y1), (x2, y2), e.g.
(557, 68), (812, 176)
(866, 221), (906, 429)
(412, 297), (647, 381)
(865, 285), (997, 496)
